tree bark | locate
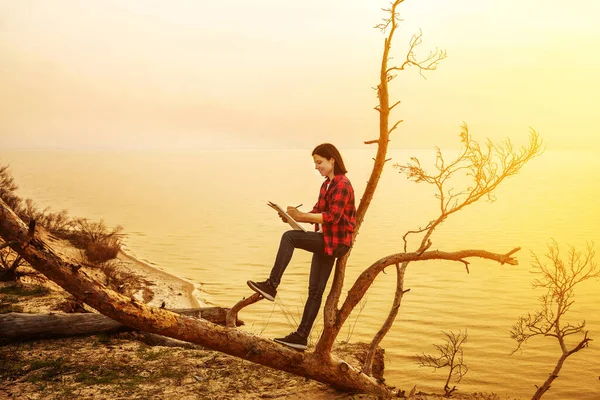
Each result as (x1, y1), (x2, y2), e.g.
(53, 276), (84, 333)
(0, 199), (390, 396)
(531, 352), (567, 400)
(0, 307), (241, 340)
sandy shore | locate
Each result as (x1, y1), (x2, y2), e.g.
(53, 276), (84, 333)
(117, 248), (204, 309)
(27, 228), (205, 311)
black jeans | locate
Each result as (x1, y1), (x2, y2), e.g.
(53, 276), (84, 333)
(269, 230), (349, 338)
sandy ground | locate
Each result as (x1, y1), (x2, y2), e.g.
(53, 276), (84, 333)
(117, 249), (203, 309)
(15, 230), (203, 312)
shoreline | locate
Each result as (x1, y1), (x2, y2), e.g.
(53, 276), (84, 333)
(117, 248), (205, 309)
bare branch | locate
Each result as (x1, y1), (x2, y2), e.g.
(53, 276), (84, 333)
(389, 100), (401, 111)
(386, 29), (447, 78)
(337, 247), (520, 329)
(226, 293), (263, 328)
(362, 262), (408, 375)
(396, 126), (543, 252)
(567, 331), (592, 356)
(388, 119), (404, 135)
(459, 259), (470, 274)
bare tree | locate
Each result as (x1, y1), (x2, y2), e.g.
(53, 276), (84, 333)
(511, 241), (598, 400)
(0, 1), (543, 396)
(360, 124), (542, 373)
(417, 330), (468, 397)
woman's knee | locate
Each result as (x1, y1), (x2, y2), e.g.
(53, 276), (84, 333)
(307, 284), (326, 301)
(281, 230), (296, 244)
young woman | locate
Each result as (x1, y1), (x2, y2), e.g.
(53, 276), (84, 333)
(247, 143), (356, 350)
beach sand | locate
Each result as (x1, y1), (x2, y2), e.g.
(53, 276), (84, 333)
(20, 228), (204, 312)
(117, 248), (203, 309)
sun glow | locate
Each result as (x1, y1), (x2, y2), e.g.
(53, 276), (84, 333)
(1, 0), (599, 150)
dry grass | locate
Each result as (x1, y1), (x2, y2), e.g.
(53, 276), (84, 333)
(65, 218), (124, 264)
(97, 259), (153, 301)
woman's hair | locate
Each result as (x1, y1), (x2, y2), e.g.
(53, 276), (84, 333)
(312, 143), (348, 175)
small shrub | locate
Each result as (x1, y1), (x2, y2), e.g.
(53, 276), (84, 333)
(417, 329), (468, 397)
(63, 219), (124, 263)
(85, 236), (120, 263)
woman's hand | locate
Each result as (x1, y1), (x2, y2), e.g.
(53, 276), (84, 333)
(286, 207), (301, 221)
(278, 213), (288, 224)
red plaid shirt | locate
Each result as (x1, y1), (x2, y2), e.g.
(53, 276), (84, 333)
(310, 174), (356, 256)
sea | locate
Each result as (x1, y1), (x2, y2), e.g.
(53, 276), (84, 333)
(1, 147), (599, 399)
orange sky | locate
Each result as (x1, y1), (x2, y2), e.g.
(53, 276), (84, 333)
(1, 0), (599, 150)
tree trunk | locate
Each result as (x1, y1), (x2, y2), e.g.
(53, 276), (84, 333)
(317, 0), (400, 356)
(0, 307), (241, 340)
(0, 199), (390, 396)
(531, 352), (567, 400)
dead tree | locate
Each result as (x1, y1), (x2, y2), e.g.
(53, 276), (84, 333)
(417, 330), (468, 397)
(510, 242), (598, 400)
(0, 308), (242, 340)
(0, 2), (542, 396)
(360, 124), (542, 373)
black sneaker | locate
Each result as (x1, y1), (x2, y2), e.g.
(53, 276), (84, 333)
(247, 279), (277, 301)
(274, 331), (308, 351)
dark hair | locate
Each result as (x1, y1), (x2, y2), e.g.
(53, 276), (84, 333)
(312, 143), (348, 175)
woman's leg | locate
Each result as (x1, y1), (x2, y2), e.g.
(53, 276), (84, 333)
(268, 230), (325, 288)
(296, 252), (336, 338)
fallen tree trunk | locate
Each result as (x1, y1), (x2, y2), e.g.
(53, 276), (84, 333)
(0, 307), (242, 340)
(0, 200), (390, 396)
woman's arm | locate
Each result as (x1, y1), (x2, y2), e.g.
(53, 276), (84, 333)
(287, 207), (323, 224)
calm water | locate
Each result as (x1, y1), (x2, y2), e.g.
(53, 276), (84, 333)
(1, 148), (599, 399)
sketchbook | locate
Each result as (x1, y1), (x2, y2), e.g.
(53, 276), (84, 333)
(267, 201), (307, 233)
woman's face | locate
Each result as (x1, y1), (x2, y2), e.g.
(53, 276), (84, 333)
(313, 154), (335, 178)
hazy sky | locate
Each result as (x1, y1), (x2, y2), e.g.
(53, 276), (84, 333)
(1, 1), (599, 150)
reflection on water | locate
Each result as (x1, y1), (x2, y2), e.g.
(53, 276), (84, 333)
(2, 148), (599, 399)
